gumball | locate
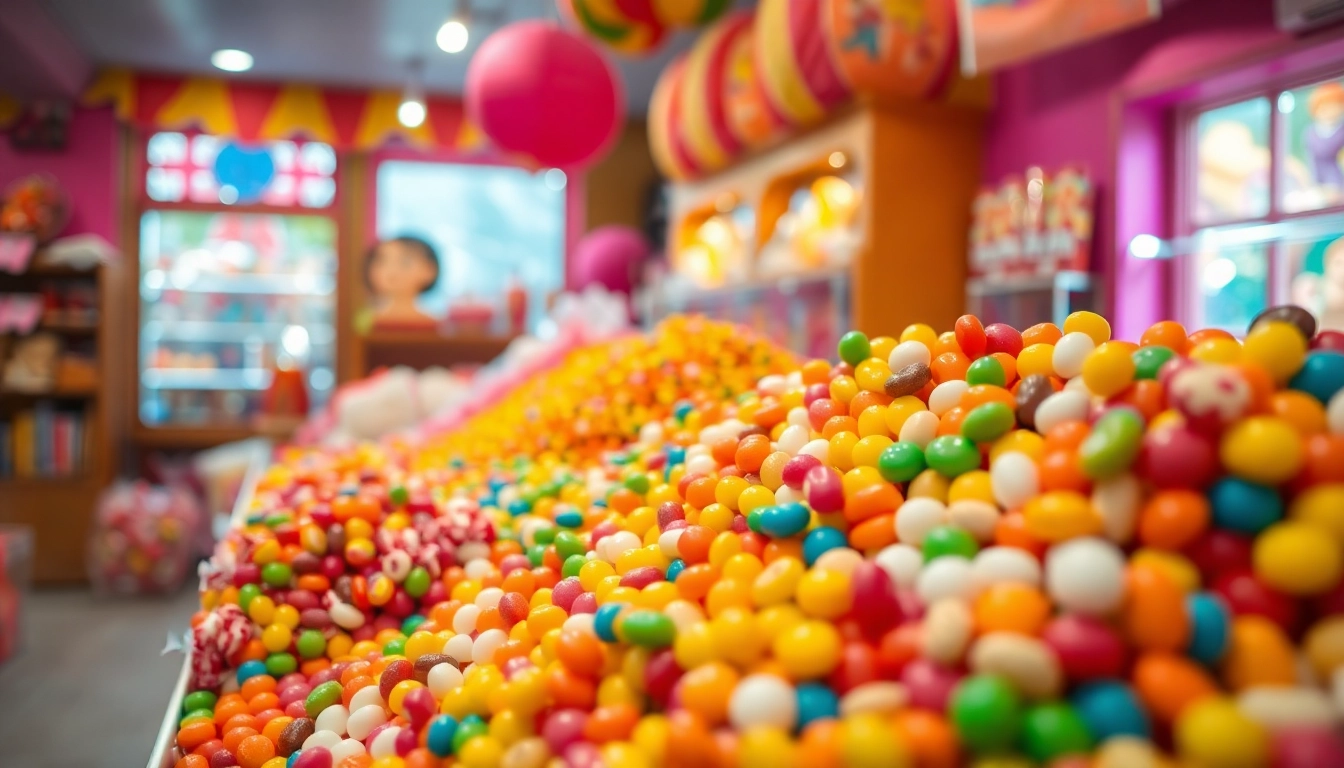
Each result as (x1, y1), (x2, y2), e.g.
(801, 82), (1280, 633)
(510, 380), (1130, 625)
(1253, 521), (1343, 596)
(1175, 696), (1269, 768)
(1242, 321), (1308, 384)
(949, 675), (1023, 754)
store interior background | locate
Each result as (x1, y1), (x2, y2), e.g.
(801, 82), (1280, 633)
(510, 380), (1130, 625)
(3, 0), (1344, 763)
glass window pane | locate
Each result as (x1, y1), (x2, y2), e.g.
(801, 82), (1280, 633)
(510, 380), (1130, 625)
(145, 134), (336, 207)
(375, 161), (567, 331)
(1280, 78), (1344, 213)
(1281, 221), (1344, 333)
(1195, 98), (1271, 224)
(1191, 230), (1268, 333)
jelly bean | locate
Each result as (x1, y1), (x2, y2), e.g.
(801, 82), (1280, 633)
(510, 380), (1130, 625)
(1254, 521), (1343, 596)
(949, 675), (1023, 754)
(1079, 409), (1143, 480)
(1020, 701), (1093, 763)
(924, 436), (981, 478)
(1045, 538), (1125, 615)
(729, 674), (797, 731)
(1175, 696), (1269, 768)
(1071, 681), (1150, 741)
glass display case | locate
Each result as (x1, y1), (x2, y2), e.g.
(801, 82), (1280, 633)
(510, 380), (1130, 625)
(138, 210), (337, 427)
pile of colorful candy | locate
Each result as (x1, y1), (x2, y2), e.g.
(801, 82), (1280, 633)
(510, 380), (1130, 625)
(171, 308), (1344, 768)
(88, 481), (208, 595)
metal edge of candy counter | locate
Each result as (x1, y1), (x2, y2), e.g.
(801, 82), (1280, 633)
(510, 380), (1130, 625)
(148, 446), (272, 768)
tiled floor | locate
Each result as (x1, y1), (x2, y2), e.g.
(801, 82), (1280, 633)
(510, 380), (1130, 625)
(0, 587), (198, 768)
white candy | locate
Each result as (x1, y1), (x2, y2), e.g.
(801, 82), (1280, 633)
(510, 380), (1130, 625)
(813, 548), (863, 576)
(888, 341), (931, 371)
(917, 556), (974, 604)
(991, 452), (1039, 509)
(786, 406), (811, 427)
(601, 531), (641, 562)
(929, 381), (969, 416)
(729, 674), (798, 731)
(1093, 474), (1142, 544)
(453, 604), (481, 634)
(427, 661), (465, 698)
(686, 444), (710, 461)
(1046, 538), (1127, 615)
(474, 587), (504, 609)
(899, 411), (939, 448)
(1237, 686), (1338, 730)
(457, 541), (490, 565)
(659, 528), (685, 558)
(463, 558), (493, 580)
(922, 599), (973, 665)
(874, 544), (923, 589)
(1052, 332), (1096, 379)
(663, 599), (706, 631)
(638, 421), (664, 447)
(472, 628), (509, 665)
(314, 704), (350, 736)
(758, 374), (788, 396)
(1064, 376), (1093, 396)
(1328, 390), (1344, 434)
(562, 613), (597, 636)
(895, 497), (947, 545)
(840, 682), (910, 717)
(303, 730), (342, 751)
(330, 739), (366, 764)
(444, 633), (474, 665)
(346, 704), (388, 741)
(971, 547), (1042, 591)
(778, 424), (810, 455)
(969, 633), (1063, 699)
(369, 726), (402, 759)
(947, 500), (999, 542)
(348, 684), (384, 713)
(800, 439), (830, 460)
(687, 454), (718, 476)
(785, 370), (804, 388)
(330, 602), (365, 630)
(775, 486), (801, 504)
(1034, 390), (1090, 435)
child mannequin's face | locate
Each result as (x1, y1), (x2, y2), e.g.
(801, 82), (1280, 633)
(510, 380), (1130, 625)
(369, 241), (435, 302)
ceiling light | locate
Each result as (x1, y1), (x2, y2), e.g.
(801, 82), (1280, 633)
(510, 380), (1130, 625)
(437, 20), (470, 53)
(211, 49), (254, 73)
(398, 95), (426, 128)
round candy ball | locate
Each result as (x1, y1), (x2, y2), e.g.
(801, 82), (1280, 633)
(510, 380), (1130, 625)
(466, 22), (623, 169)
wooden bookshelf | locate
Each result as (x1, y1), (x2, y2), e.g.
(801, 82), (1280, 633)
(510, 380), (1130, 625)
(0, 259), (127, 583)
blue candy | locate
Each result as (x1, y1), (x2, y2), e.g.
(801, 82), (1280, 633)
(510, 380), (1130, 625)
(666, 558), (686, 582)
(1071, 681), (1151, 741)
(757, 502), (811, 538)
(796, 682), (840, 729)
(594, 602), (625, 643)
(1290, 351), (1344, 404)
(507, 498), (532, 517)
(802, 527), (849, 565)
(1207, 478), (1283, 534)
(1186, 592), (1231, 665)
(554, 510), (584, 528)
(235, 660), (268, 684)
(426, 714), (459, 757)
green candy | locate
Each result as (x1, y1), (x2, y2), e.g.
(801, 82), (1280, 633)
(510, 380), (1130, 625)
(404, 566), (431, 598)
(877, 442), (926, 483)
(553, 531), (586, 561)
(265, 652), (298, 677)
(383, 637), (407, 657)
(237, 583), (262, 611)
(624, 473), (651, 494)
(950, 675), (1024, 754)
(838, 331), (871, 366)
(1132, 345), (1176, 381)
(619, 610), (676, 647)
(966, 356), (1007, 387)
(180, 709), (214, 727)
(533, 527), (556, 545)
(305, 680), (344, 718)
(296, 629), (326, 660)
(922, 525), (979, 562)
(261, 561), (292, 588)
(1021, 702), (1094, 763)
(452, 719), (490, 754)
(961, 402), (1015, 443)
(182, 690), (217, 714)
(401, 615), (426, 635)
(526, 544), (547, 567)
(389, 485), (409, 506)
(925, 436), (982, 477)
(1079, 408), (1145, 480)
(562, 554), (588, 578)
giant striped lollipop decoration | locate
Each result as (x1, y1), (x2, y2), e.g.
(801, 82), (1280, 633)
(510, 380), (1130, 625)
(756, 0), (852, 126)
(648, 55), (702, 181)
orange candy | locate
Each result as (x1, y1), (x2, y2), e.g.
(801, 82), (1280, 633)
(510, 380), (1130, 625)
(176, 721), (217, 752)
(556, 628), (607, 678)
(844, 483), (902, 523)
(1271, 390), (1328, 434)
(678, 661), (739, 726)
(1133, 652), (1217, 722)
(1022, 322), (1063, 347)
(893, 709), (961, 768)
(175, 756), (209, 768)
(546, 665), (598, 709)
(1039, 450), (1091, 494)
(222, 726), (259, 754)
(735, 434), (772, 473)
(974, 583), (1051, 635)
(239, 675), (277, 700)
(850, 513), (898, 551)
(236, 734), (276, 768)
(1138, 490), (1210, 550)
(584, 704), (641, 743)
(931, 352), (970, 384)
(1124, 563), (1190, 652)
(1140, 320), (1189, 353)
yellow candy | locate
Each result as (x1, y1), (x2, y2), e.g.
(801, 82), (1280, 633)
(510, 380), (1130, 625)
(900, 323), (938, 348)
(829, 375), (859, 405)
(989, 429), (1045, 462)
(948, 470), (994, 504)
(715, 476), (750, 510)
(869, 336), (897, 361)
(1175, 697), (1269, 768)
(458, 735), (505, 768)
(754, 556), (805, 607)
(857, 405), (892, 438)
(795, 569), (853, 619)
(699, 503), (734, 532)
(773, 620), (842, 680)
(1023, 491), (1102, 542)
(1189, 337), (1242, 365)
(579, 560), (617, 591)
(388, 679), (425, 715)
(1063, 310), (1112, 345)
(1242, 320), (1307, 383)
(1131, 549), (1200, 592)
(1304, 616), (1344, 681)
(885, 396), (927, 436)
(712, 607), (766, 667)
(1016, 343), (1056, 378)
(273, 604), (300, 630)
(854, 359), (892, 393)
(247, 595), (276, 626)
(489, 709), (531, 746)
(851, 435), (893, 468)
(1253, 521), (1343, 595)
(739, 726), (800, 768)
(1290, 484), (1344, 544)
(1219, 417), (1303, 485)
(755, 604), (805, 643)
(828, 432), (859, 472)
(674, 621), (719, 668)
(1081, 341), (1136, 398)
(737, 485), (776, 514)
(841, 713), (911, 768)
(261, 623), (292, 653)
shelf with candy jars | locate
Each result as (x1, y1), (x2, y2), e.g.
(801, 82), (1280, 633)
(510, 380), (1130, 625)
(641, 0), (988, 357)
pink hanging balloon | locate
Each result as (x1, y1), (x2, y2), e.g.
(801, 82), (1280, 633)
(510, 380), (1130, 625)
(466, 21), (625, 170)
(571, 226), (650, 294)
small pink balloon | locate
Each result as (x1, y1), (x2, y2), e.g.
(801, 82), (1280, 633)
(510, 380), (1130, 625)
(571, 226), (650, 293)
(466, 21), (624, 170)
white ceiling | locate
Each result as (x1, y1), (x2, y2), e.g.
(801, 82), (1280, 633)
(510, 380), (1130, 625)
(36, 0), (741, 113)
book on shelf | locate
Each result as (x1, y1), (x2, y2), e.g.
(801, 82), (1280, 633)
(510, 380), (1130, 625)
(0, 404), (86, 479)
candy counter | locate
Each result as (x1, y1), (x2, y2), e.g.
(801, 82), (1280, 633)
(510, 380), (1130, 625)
(151, 308), (1344, 768)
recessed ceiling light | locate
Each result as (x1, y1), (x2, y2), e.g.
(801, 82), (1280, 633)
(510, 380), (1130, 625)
(398, 98), (426, 128)
(211, 49), (254, 73)
(437, 20), (469, 54)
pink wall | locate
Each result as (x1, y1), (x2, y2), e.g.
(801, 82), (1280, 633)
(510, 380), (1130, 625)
(0, 106), (119, 242)
(982, 0), (1295, 338)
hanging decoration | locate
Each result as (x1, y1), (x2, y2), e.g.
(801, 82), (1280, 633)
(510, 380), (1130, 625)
(648, 56), (701, 181)
(722, 14), (787, 149)
(465, 22), (623, 170)
(678, 11), (754, 172)
(756, 0), (852, 126)
(559, 0), (732, 55)
(80, 70), (484, 153)
(823, 0), (960, 102)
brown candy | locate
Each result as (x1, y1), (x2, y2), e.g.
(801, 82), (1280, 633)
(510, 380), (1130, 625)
(413, 652), (461, 684)
(278, 717), (314, 756)
(326, 524), (346, 555)
(290, 552), (321, 575)
(885, 363), (932, 398)
(1015, 374), (1054, 430)
(1250, 304), (1316, 340)
(299, 608), (332, 629)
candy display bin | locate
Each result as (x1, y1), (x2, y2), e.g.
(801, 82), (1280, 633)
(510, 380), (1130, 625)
(0, 525), (33, 665)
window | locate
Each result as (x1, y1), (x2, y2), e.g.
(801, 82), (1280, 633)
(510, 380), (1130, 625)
(1182, 77), (1344, 334)
(146, 132), (337, 208)
(374, 161), (567, 331)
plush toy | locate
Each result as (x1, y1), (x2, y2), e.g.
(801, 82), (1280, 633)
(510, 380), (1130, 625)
(2, 333), (61, 392)
(0, 175), (69, 244)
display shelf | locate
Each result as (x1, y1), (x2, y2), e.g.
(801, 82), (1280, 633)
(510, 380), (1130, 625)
(132, 424), (260, 450)
(965, 270), (1099, 327)
(0, 385), (100, 399)
(140, 368), (275, 391)
(36, 319), (100, 335)
(352, 330), (516, 376)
